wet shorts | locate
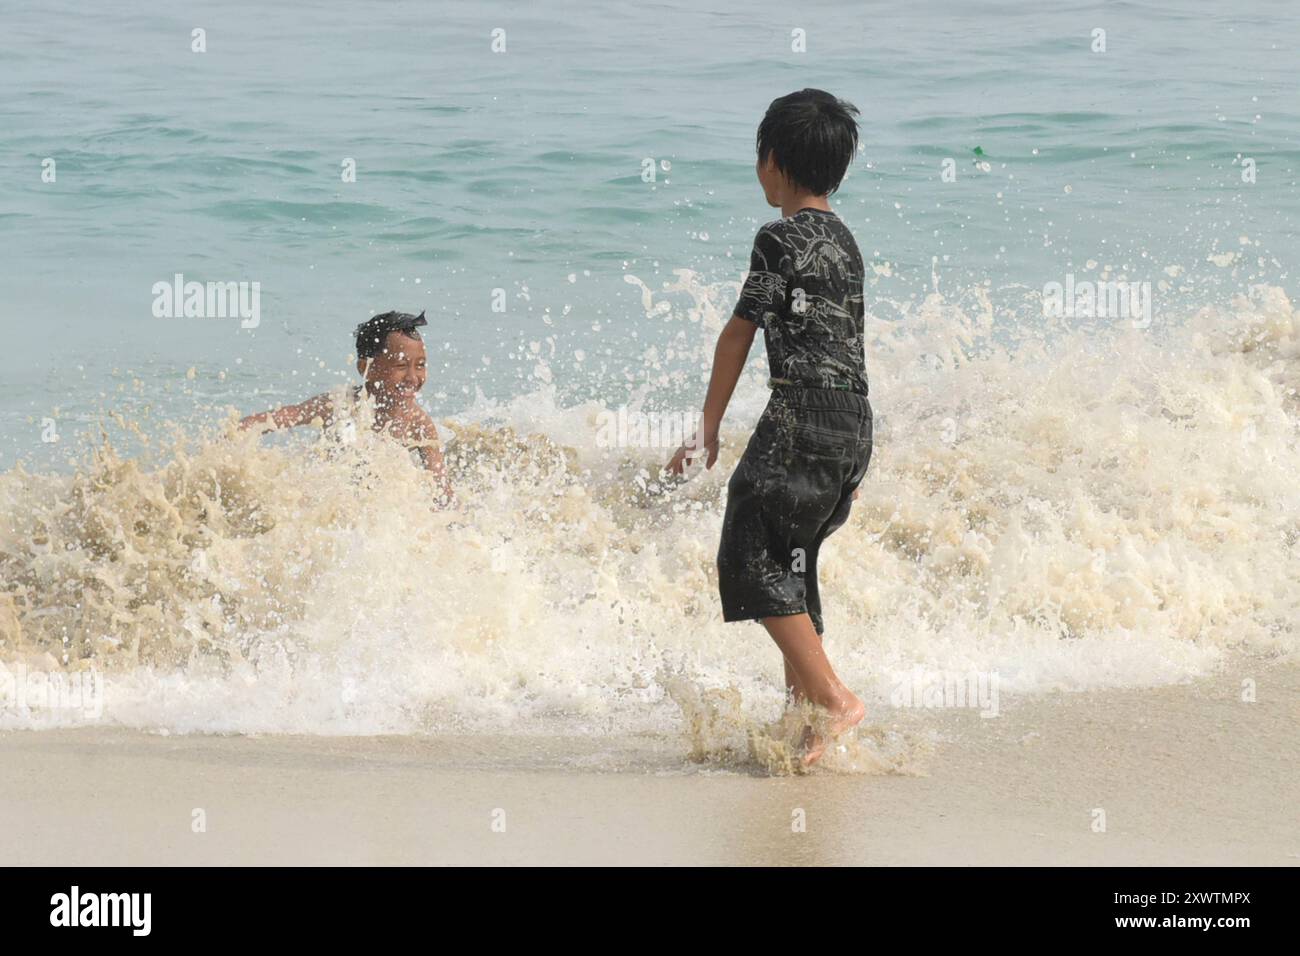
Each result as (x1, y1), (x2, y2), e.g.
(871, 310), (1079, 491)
(717, 386), (873, 635)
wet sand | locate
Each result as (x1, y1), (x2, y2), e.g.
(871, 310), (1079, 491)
(2, 660), (1296, 866)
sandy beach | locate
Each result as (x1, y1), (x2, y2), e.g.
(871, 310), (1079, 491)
(3, 658), (1295, 866)
(6, 0), (1300, 882)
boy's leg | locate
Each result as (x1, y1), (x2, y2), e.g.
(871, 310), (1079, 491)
(803, 473), (862, 635)
(782, 592), (822, 703)
(785, 462), (858, 699)
(763, 612), (864, 764)
(784, 655), (807, 703)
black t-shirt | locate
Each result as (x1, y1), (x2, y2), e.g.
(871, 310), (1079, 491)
(733, 207), (869, 395)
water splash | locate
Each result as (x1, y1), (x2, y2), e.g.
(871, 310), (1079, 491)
(1, 282), (1297, 742)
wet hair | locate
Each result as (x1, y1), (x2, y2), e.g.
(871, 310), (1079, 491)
(354, 310), (427, 359)
(756, 89), (860, 196)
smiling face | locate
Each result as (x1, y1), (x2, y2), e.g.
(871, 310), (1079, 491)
(357, 330), (426, 404)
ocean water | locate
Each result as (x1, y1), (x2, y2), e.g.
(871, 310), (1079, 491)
(1, 1), (1298, 745)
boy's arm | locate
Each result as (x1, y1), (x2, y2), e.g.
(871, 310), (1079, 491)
(415, 441), (455, 505)
(408, 412), (455, 505)
(666, 314), (757, 474)
(238, 393), (334, 432)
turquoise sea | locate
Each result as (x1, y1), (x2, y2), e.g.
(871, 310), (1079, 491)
(1, 0), (1298, 738)
(3, 0), (1298, 464)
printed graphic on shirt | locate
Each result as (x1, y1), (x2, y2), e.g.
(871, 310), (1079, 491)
(733, 209), (869, 395)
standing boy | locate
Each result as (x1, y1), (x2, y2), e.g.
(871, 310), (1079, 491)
(667, 90), (872, 766)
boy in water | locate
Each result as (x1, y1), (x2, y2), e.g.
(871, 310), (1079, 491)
(239, 310), (453, 503)
(667, 90), (872, 766)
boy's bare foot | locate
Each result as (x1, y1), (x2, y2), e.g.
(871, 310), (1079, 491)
(801, 693), (866, 768)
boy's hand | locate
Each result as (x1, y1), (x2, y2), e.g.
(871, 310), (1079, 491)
(666, 436), (718, 475)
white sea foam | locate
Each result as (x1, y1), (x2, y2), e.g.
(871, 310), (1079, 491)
(1, 279), (1296, 737)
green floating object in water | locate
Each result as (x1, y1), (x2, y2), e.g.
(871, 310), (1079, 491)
(972, 146), (985, 157)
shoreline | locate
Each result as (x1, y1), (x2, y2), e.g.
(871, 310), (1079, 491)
(2, 660), (1296, 866)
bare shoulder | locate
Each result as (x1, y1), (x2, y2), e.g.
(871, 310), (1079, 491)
(384, 404), (440, 445)
(409, 406), (441, 443)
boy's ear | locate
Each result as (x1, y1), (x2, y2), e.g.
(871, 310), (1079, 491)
(757, 153), (785, 206)
(356, 358), (367, 377)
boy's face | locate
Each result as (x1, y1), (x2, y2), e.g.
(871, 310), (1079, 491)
(756, 153), (785, 208)
(357, 331), (426, 403)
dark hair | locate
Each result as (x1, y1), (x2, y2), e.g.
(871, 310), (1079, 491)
(756, 89), (860, 196)
(354, 310), (427, 359)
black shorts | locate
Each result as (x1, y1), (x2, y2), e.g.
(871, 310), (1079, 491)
(717, 386), (873, 636)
